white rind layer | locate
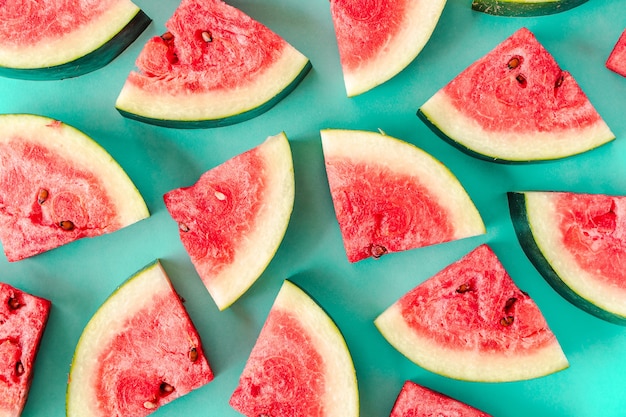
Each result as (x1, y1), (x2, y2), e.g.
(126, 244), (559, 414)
(375, 303), (569, 382)
(320, 129), (485, 239)
(420, 91), (615, 161)
(523, 192), (626, 317)
(0, 0), (142, 68)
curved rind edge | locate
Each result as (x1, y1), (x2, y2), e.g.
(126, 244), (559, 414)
(471, 0), (589, 16)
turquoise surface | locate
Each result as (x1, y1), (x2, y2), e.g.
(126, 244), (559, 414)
(1, 0), (625, 416)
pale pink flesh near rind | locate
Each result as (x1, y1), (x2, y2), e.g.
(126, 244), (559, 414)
(606, 29), (626, 77)
(389, 381), (492, 417)
(375, 244), (568, 382)
(0, 283), (51, 417)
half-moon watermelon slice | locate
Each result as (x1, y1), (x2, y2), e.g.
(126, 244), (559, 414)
(375, 244), (569, 382)
(0, 283), (51, 417)
(0, 0), (150, 80)
(115, 0), (311, 128)
(229, 280), (359, 417)
(320, 129), (485, 263)
(508, 191), (626, 325)
(0, 114), (149, 262)
(471, 0), (588, 16)
(606, 29), (626, 78)
(329, 0), (447, 97)
(389, 381), (492, 417)
(418, 27), (614, 163)
(66, 260), (214, 417)
(164, 132), (294, 310)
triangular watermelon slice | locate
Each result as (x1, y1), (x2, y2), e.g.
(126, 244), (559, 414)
(229, 280), (359, 417)
(606, 29), (626, 77)
(508, 191), (626, 325)
(375, 244), (569, 382)
(164, 133), (294, 310)
(320, 129), (485, 263)
(66, 261), (214, 417)
(0, 114), (149, 262)
(418, 27), (614, 163)
(471, 0), (588, 16)
(0, 0), (150, 80)
(329, 0), (447, 97)
(0, 283), (51, 417)
(389, 381), (492, 417)
(116, 0), (311, 128)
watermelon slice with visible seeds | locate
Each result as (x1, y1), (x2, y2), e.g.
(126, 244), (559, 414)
(375, 244), (569, 382)
(389, 381), (492, 417)
(0, 283), (51, 417)
(471, 0), (588, 16)
(164, 133), (294, 310)
(320, 129), (485, 263)
(0, 114), (149, 262)
(508, 191), (626, 325)
(329, 0), (447, 97)
(0, 0), (150, 80)
(66, 261), (214, 417)
(418, 27), (614, 163)
(115, 0), (311, 128)
(606, 29), (626, 77)
(229, 280), (359, 417)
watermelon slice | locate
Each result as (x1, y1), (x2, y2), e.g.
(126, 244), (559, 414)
(0, 283), (51, 417)
(418, 27), (614, 163)
(115, 0), (311, 128)
(329, 0), (447, 97)
(229, 280), (359, 417)
(606, 29), (626, 77)
(0, 114), (149, 262)
(0, 0), (150, 80)
(375, 244), (569, 382)
(389, 381), (492, 417)
(66, 261), (214, 417)
(508, 191), (626, 325)
(471, 0), (588, 16)
(320, 129), (485, 263)
(164, 133), (294, 310)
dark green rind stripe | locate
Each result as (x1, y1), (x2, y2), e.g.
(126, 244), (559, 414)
(471, 0), (588, 17)
(0, 10), (151, 81)
(507, 192), (626, 325)
(117, 60), (312, 129)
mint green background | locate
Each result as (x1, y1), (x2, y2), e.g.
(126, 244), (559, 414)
(1, 1), (625, 416)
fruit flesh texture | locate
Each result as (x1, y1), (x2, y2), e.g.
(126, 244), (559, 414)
(0, 283), (51, 417)
(606, 29), (626, 77)
(389, 381), (492, 417)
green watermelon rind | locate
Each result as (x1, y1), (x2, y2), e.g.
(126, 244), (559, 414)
(0, 8), (151, 80)
(417, 93), (615, 164)
(507, 191), (626, 325)
(471, 0), (589, 17)
(115, 54), (312, 129)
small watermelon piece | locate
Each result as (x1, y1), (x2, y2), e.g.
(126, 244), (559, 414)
(0, 283), (51, 417)
(115, 0), (311, 128)
(471, 0), (588, 16)
(0, 0), (150, 80)
(66, 261), (214, 417)
(229, 280), (359, 417)
(0, 114), (149, 261)
(508, 191), (626, 325)
(606, 29), (626, 77)
(418, 27), (614, 163)
(164, 133), (294, 310)
(375, 244), (569, 382)
(320, 129), (485, 263)
(329, 0), (447, 97)
(389, 381), (492, 417)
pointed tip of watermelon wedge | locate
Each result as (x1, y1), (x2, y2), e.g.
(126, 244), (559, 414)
(471, 0), (589, 16)
(164, 132), (294, 310)
(606, 29), (626, 78)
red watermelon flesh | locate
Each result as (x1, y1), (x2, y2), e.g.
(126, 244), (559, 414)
(389, 381), (492, 417)
(375, 244), (568, 382)
(606, 29), (626, 77)
(0, 283), (51, 417)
